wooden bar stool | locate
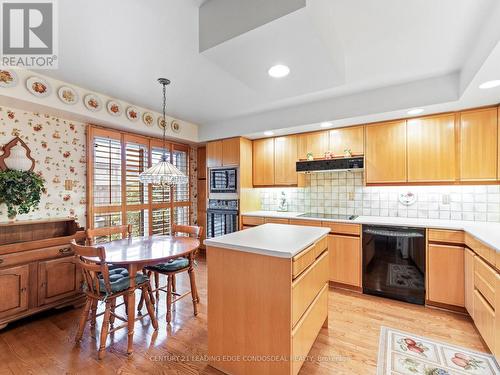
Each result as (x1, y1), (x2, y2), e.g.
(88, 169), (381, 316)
(72, 240), (158, 359)
(138, 225), (202, 324)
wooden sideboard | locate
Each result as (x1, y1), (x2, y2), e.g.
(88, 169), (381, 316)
(0, 218), (85, 329)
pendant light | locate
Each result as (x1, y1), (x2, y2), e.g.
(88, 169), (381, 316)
(139, 78), (188, 186)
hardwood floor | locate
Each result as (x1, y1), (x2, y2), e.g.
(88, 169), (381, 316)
(0, 256), (488, 375)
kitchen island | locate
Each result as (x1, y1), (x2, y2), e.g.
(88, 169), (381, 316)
(204, 223), (330, 375)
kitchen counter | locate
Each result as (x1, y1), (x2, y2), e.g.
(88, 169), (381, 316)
(204, 223), (329, 258)
(241, 211), (500, 253)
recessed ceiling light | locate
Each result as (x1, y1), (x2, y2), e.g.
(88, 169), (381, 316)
(268, 64), (290, 78)
(320, 122), (333, 128)
(407, 108), (424, 115)
(264, 131), (274, 136)
(479, 80), (500, 89)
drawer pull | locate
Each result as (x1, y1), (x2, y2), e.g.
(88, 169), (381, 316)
(59, 248), (72, 255)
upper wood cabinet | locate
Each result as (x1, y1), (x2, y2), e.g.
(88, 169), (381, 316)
(365, 121), (407, 184)
(274, 135), (298, 185)
(253, 138), (275, 186)
(407, 114), (457, 182)
(297, 131), (329, 160)
(206, 138), (241, 167)
(460, 107), (498, 181)
(329, 126), (364, 156)
(197, 146), (206, 179)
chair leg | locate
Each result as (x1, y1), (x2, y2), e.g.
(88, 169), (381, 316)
(98, 301), (112, 360)
(137, 290), (145, 313)
(90, 299), (98, 328)
(75, 298), (92, 343)
(166, 275), (172, 324)
(147, 279), (155, 306)
(142, 285), (158, 330)
(154, 271), (160, 301)
(188, 269), (199, 316)
(110, 299), (116, 326)
(172, 274), (176, 294)
(123, 295), (128, 315)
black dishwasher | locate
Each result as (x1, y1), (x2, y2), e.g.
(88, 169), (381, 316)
(362, 225), (426, 305)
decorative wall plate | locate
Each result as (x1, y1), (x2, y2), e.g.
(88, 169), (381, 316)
(143, 112), (154, 127)
(106, 100), (122, 116)
(399, 192), (417, 206)
(0, 69), (18, 88)
(126, 106), (140, 121)
(26, 76), (51, 97)
(83, 94), (102, 112)
(57, 86), (78, 105)
(157, 116), (166, 129)
(171, 120), (181, 133)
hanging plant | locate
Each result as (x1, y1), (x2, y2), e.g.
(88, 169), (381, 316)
(0, 169), (45, 219)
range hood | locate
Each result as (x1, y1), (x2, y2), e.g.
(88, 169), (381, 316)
(296, 157), (364, 173)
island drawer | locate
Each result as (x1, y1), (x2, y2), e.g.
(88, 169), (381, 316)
(465, 234), (496, 265)
(241, 216), (264, 226)
(0, 245), (74, 268)
(292, 284), (328, 375)
(292, 251), (329, 327)
(428, 229), (464, 244)
(474, 256), (496, 307)
(264, 218), (289, 225)
(292, 237), (328, 279)
(289, 219), (322, 227)
(321, 222), (360, 236)
(473, 289), (495, 352)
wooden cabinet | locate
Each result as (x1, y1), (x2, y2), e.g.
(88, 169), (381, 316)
(474, 289), (495, 352)
(329, 126), (364, 156)
(38, 257), (81, 306)
(0, 265), (29, 320)
(460, 107), (498, 181)
(206, 140), (222, 168)
(197, 146), (206, 179)
(427, 244), (465, 307)
(253, 138), (275, 186)
(206, 138), (240, 167)
(274, 135), (298, 185)
(328, 234), (361, 287)
(297, 131), (329, 160)
(407, 114), (456, 182)
(464, 248), (475, 318)
(365, 121), (407, 183)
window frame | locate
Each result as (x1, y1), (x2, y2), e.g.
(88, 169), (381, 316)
(87, 125), (192, 235)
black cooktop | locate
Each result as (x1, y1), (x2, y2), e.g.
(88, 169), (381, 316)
(298, 213), (358, 220)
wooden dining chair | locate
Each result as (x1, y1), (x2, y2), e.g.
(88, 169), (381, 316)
(86, 224), (132, 245)
(139, 225), (202, 324)
(71, 240), (158, 359)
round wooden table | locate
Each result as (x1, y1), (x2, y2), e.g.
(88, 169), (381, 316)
(92, 235), (200, 355)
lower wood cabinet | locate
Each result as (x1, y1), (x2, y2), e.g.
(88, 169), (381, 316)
(0, 264), (29, 320)
(328, 234), (361, 287)
(473, 289), (496, 352)
(464, 248), (475, 317)
(38, 257), (81, 306)
(427, 244), (465, 307)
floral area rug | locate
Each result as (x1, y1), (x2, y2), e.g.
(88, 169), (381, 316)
(387, 264), (425, 290)
(377, 326), (500, 375)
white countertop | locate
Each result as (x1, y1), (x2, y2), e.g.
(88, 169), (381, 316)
(204, 223), (329, 258)
(241, 211), (500, 253)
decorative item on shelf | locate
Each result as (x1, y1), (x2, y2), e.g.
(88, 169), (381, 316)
(399, 192), (417, 206)
(143, 112), (154, 127)
(171, 120), (181, 133)
(343, 147), (352, 158)
(0, 69), (18, 88)
(126, 106), (140, 121)
(157, 116), (166, 129)
(324, 151), (333, 159)
(57, 86), (79, 105)
(83, 94), (102, 112)
(106, 100), (122, 116)
(139, 78), (188, 187)
(0, 136), (36, 172)
(26, 76), (51, 97)
(306, 152), (314, 161)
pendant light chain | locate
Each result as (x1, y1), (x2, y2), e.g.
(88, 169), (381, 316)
(161, 79), (168, 162)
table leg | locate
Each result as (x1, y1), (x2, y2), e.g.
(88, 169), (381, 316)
(127, 263), (137, 355)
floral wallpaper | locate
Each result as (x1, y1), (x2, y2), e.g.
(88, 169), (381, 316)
(0, 106), (87, 224)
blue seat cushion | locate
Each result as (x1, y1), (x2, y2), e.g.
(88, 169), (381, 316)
(97, 267), (148, 294)
(147, 258), (189, 273)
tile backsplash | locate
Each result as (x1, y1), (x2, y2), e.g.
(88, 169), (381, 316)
(258, 171), (500, 222)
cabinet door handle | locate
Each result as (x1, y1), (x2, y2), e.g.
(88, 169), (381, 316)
(59, 248), (72, 255)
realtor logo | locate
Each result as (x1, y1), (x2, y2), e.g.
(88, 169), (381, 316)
(1, 0), (58, 69)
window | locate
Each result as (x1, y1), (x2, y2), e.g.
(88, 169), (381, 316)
(87, 126), (191, 236)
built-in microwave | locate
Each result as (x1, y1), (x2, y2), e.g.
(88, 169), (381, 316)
(209, 168), (238, 194)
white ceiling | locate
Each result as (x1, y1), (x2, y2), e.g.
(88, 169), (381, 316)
(43, 0), (500, 142)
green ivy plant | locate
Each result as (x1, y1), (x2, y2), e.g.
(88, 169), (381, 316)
(0, 169), (45, 219)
